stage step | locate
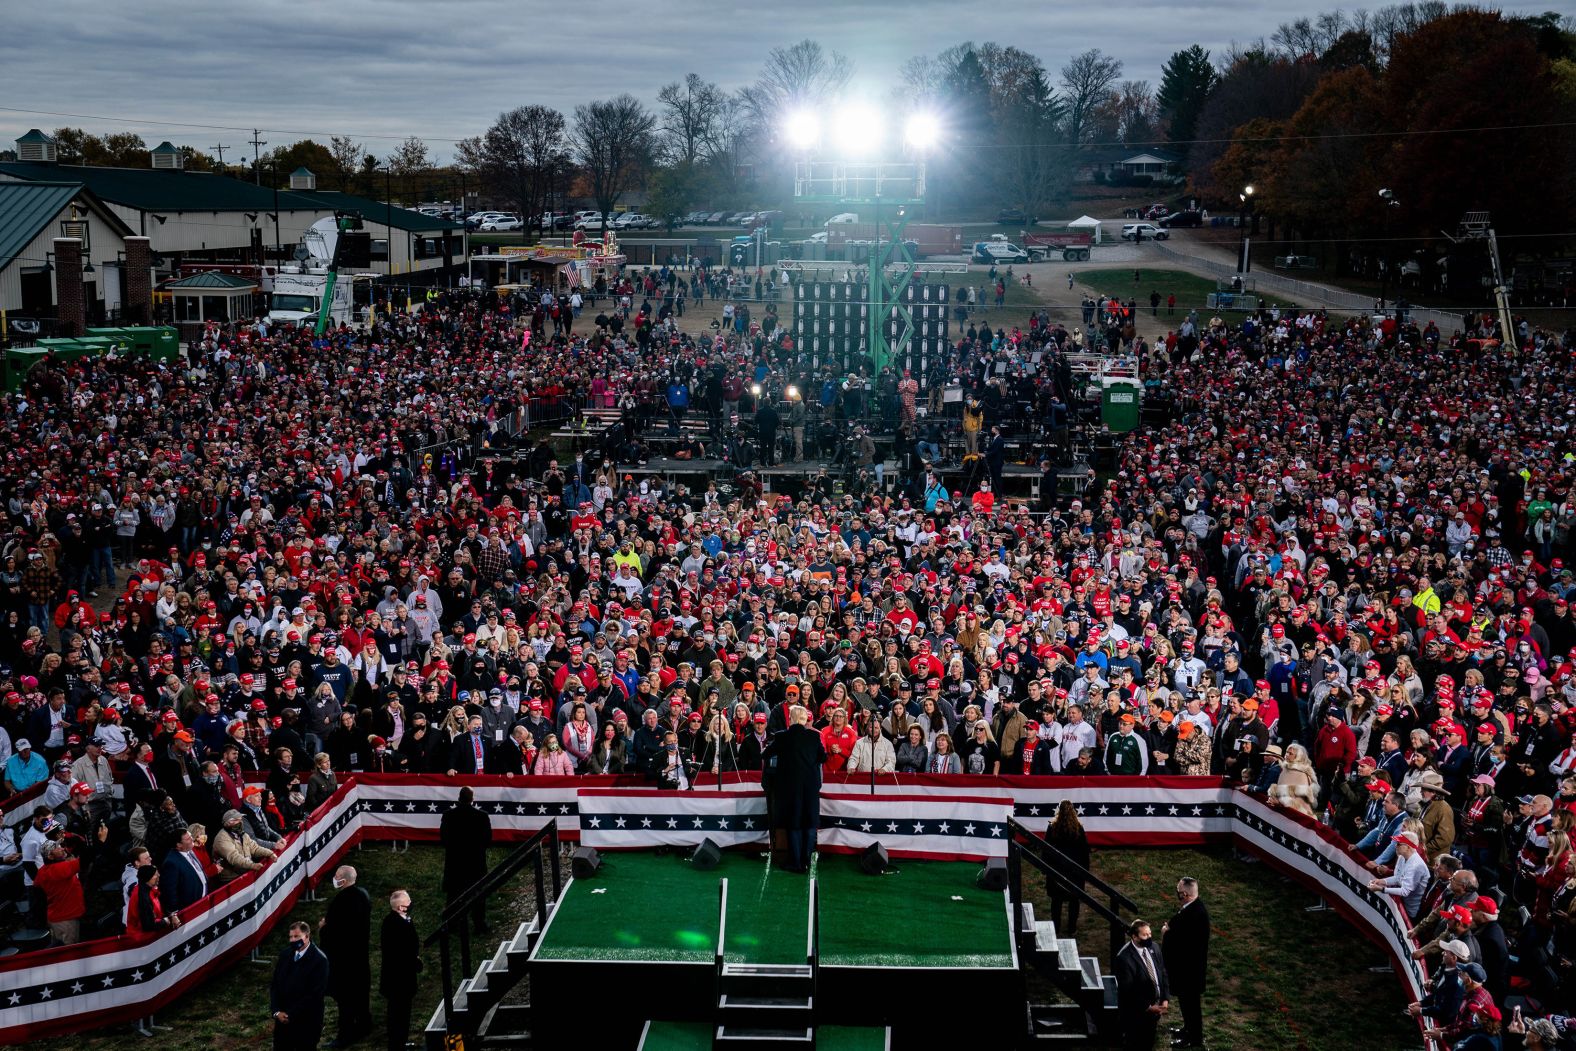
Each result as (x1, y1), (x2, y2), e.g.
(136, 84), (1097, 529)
(719, 961), (814, 997)
(478, 1003), (534, 1046)
(1101, 975), (1118, 1010)
(714, 1024), (815, 1049)
(1028, 1002), (1093, 1040)
(718, 992), (815, 1027)
(1032, 919), (1059, 953)
(719, 994), (814, 1011)
(1077, 956), (1101, 992)
(1055, 937), (1079, 972)
(506, 917), (541, 963)
(423, 1002), (448, 1051)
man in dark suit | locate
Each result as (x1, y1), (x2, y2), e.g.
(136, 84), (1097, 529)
(271, 920), (331, 1051)
(158, 829), (208, 914)
(318, 865), (372, 1048)
(762, 704), (826, 873)
(446, 714), (490, 776)
(1162, 877), (1211, 1049)
(440, 786), (493, 932)
(123, 744), (161, 815)
(380, 889), (422, 1051)
(1114, 918), (1169, 1051)
(985, 425), (1006, 493)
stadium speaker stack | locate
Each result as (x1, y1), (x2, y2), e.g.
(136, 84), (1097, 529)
(976, 858), (1008, 891)
(858, 842), (890, 875)
(572, 846), (602, 879)
(691, 838), (723, 870)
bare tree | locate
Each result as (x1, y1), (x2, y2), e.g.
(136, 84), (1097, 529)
(388, 136), (432, 202)
(657, 74), (728, 165)
(1060, 48), (1124, 145)
(740, 39), (853, 134)
(329, 135), (362, 190)
(572, 94), (656, 236)
(468, 106), (571, 234)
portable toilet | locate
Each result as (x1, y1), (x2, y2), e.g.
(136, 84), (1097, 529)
(1101, 382), (1142, 432)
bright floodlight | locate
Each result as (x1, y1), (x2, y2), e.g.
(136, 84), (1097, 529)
(832, 104), (881, 155)
(785, 110), (820, 149)
(904, 112), (940, 149)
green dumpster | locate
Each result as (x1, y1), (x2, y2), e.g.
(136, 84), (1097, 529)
(4, 347), (47, 392)
(86, 325), (180, 360)
(1101, 382), (1142, 433)
(150, 326), (179, 361)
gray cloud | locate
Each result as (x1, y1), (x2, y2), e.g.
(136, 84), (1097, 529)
(0, 0), (1547, 162)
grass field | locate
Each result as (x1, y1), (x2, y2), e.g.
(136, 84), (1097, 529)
(33, 842), (544, 1051)
(38, 843), (1415, 1051)
(1022, 845), (1418, 1051)
(1073, 267), (1300, 315)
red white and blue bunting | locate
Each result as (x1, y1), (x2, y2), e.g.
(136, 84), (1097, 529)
(0, 774), (1426, 1043)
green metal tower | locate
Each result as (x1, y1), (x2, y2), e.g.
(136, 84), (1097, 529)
(793, 161), (925, 374)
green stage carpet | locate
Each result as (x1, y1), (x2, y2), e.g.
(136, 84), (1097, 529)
(534, 850), (1012, 970)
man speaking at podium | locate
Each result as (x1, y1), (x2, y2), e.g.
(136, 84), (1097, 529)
(764, 705), (826, 873)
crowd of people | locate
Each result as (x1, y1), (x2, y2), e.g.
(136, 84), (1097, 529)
(0, 275), (1573, 1047)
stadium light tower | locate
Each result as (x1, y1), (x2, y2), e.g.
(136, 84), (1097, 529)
(788, 104), (935, 376)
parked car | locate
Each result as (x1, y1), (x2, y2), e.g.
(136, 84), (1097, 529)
(574, 213), (607, 231)
(753, 210), (783, 227)
(972, 240), (1030, 264)
(1143, 203), (1170, 221)
(996, 208), (1037, 226)
(1161, 210), (1203, 228)
(480, 216), (523, 232)
(824, 212), (859, 226)
(1120, 222), (1169, 241)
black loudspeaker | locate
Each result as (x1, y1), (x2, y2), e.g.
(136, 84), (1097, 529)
(977, 858), (1008, 891)
(691, 838), (722, 870)
(338, 231), (372, 268)
(571, 846), (602, 879)
(858, 842), (889, 875)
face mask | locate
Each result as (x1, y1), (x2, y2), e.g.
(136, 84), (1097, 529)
(490, 697), (501, 707)
(204, 774), (220, 785)
(290, 939), (305, 953)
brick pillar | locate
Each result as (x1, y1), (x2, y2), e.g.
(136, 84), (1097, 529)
(54, 237), (85, 337)
(123, 236), (153, 325)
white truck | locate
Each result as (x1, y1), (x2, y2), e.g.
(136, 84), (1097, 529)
(267, 217), (358, 328)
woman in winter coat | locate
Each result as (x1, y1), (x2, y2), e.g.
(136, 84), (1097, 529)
(586, 721), (627, 775)
(1271, 743), (1321, 818)
(895, 724), (929, 774)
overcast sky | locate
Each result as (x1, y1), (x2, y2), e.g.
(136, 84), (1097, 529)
(0, 0), (1549, 164)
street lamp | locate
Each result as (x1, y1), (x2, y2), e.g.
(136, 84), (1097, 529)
(1236, 185), (1255, 274)
(1378, 188), (1400, 315)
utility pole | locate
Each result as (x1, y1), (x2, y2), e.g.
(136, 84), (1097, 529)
(249, 129), (268, 184)
(211, 143), (230, 175)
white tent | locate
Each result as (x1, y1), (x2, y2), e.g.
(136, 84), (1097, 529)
(1068, 214), (1103, 244)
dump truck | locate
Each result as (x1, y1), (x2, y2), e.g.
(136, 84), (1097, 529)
(1022, 232), (1094, 262)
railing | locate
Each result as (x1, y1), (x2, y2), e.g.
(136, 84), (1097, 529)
(716, 877), (729, 971)
(1013, 818), (1139, 914)
(424, 818), (561, 1034)
(1007, 816), (1134, 965)
(806, 877), (818, 966)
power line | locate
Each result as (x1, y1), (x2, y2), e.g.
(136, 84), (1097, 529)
(0, 104), (1571, 152)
